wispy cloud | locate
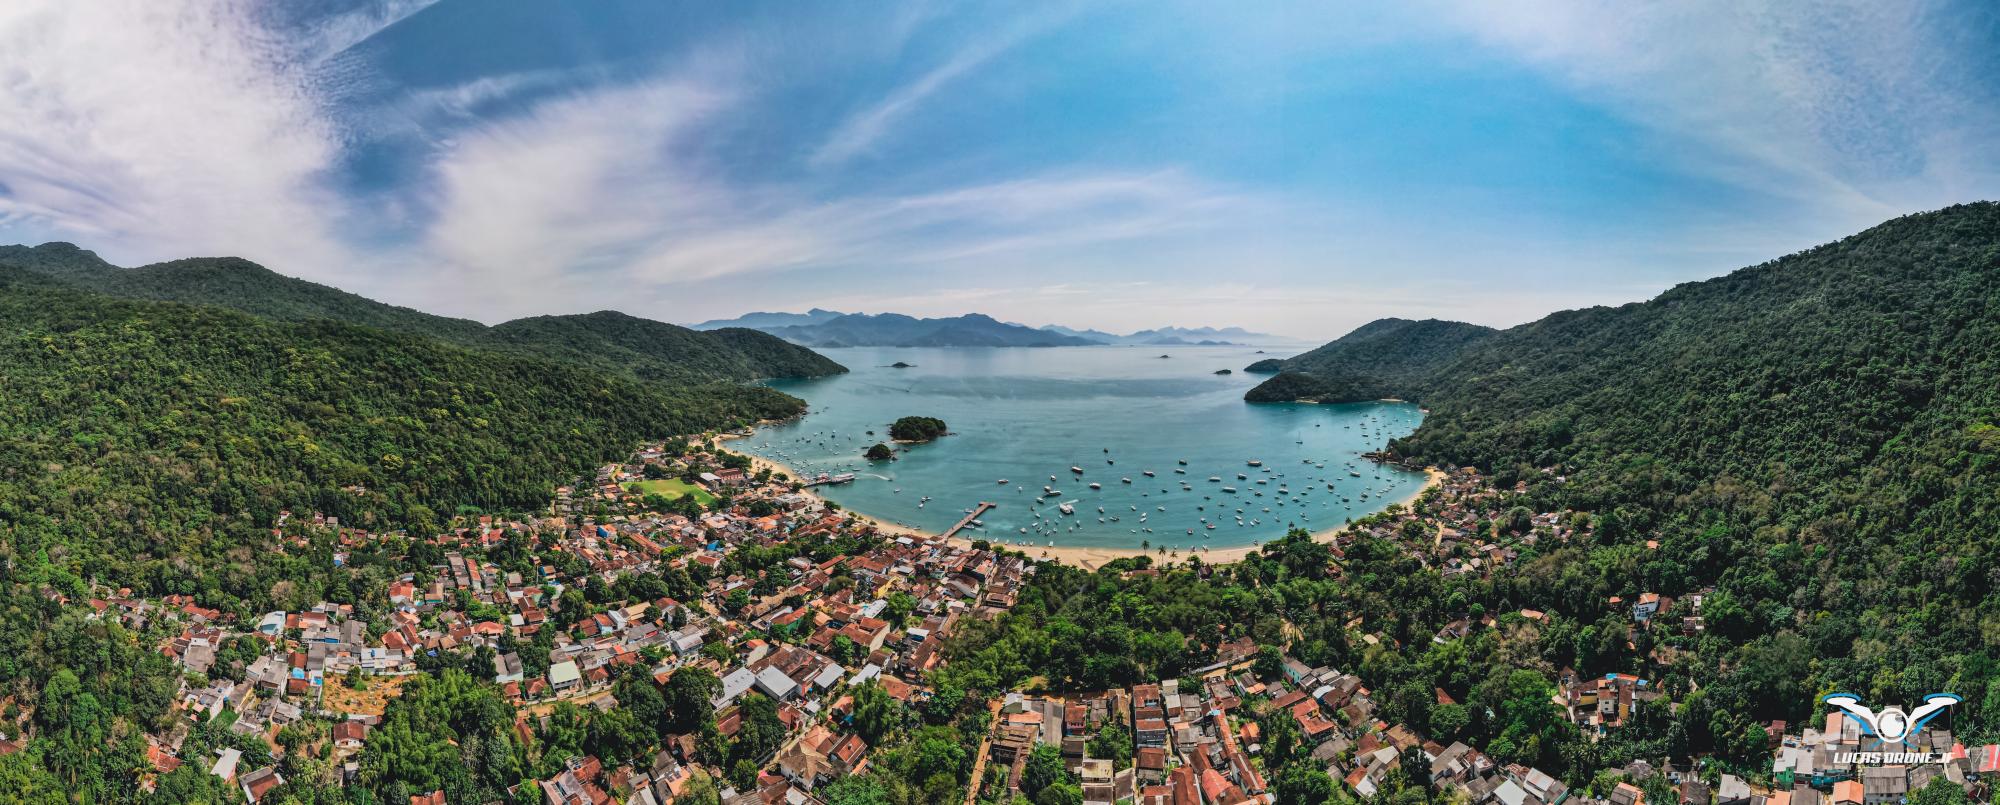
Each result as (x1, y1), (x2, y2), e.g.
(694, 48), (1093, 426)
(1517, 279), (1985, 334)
(1424, 0), (2000, 225)
(809, 8), (1075, 168)
(0, 1), (423, 277)
(418, 62), (1267, 317)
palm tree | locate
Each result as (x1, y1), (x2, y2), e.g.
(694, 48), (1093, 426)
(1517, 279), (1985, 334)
(1141, 539), (1151, 551)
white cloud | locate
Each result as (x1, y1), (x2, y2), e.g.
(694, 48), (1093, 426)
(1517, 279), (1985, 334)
(415, 51), (1276, 319)
(0, 1), (418, 275)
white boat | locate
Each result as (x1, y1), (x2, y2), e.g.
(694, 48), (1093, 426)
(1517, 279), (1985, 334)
(1088, 482), (1102, 490)
(997, 479), (1009, 484)
(1208, 476), (1221, 482)
(1070, 466), (1084, 474)
(1247, 459), (1263, 467)
(1058, 502), (1075, 515)
(1143, 470), (1156, 477)
(1121, 477), (1132, 484)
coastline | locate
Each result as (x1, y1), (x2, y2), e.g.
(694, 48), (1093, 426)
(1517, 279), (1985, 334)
(717, 430), (1445, 571)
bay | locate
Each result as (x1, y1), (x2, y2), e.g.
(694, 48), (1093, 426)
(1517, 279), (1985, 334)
(735, 346), (1429, 552)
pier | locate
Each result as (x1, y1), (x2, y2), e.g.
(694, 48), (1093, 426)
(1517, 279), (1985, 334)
(942, 501), (996, 539)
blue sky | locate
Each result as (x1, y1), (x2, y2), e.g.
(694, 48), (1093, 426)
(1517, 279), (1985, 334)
(2, 1), (1997, 339)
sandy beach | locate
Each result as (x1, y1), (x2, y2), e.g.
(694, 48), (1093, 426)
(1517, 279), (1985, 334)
(717, 431), (1445, 572)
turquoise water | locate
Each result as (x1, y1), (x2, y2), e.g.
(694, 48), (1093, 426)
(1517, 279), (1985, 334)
(737, 346), (1428, 552)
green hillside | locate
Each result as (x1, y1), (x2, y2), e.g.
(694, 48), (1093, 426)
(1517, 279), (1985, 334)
(0, 277), (802, 603)
(1252, 204), (2000, 730)
(0, 242), (844, 383)
(486, 311), (845, 383)
(1243, 318), (1497, 402)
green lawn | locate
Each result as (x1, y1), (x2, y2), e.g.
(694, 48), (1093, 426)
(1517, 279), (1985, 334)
(210, 706), (238, 730)
(625, 478), (718, 507)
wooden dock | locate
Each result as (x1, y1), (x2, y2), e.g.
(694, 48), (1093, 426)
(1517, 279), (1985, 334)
(942, 501), (996, 539)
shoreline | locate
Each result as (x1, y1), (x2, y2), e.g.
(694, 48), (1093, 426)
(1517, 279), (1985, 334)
(716, 429), (1445, 571)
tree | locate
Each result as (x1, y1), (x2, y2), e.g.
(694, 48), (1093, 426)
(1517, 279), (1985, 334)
(731, 694), (787, 768)
(679, 768), (722, 805)
(1263, 707), (1304, 771)
(820, 774), (894, 805)
(1274, 764), (1336, 805)
(1908, 776), (1969, 805)
(1430, 702), (1470, 742)
(662, 667), (721, 733)
(851, 682), (900, 744)
(1021, 744), (1070, 800)
(1035, 782), (1084, 805)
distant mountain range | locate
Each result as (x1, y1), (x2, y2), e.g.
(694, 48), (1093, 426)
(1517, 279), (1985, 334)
(739, 312), (1094, 348)
(694, 309), (1292, 347)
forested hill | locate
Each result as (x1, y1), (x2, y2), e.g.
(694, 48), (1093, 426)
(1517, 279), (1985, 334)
(487, 311), (845, 384)
(1242, 318), (1497, 402)
(1249, 204), (2000, 701)
(0, 243), (491, 340)
(0, 242), (844, 383)
(0, 275), (806, 605)
(1397, 202), (2000, 522)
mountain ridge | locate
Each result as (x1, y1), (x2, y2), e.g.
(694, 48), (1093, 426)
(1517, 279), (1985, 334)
(0, 242), (844, 383)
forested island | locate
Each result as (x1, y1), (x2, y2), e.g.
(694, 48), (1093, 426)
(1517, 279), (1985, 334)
(888, 416), (949, 442)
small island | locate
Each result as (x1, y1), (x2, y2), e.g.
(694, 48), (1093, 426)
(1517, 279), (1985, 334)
(1243, 357), (1285, 373)
(1214, 368), (1232, 375)
(888, 415), (948, 442)
(864, 442), (895, 461)
(1157, 354), (1171, 359)
(889, 361), (916, 368)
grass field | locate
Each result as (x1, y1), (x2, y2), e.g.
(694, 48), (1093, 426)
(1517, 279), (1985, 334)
(625, 478), (718, 507)
(322, 674), (407, 717)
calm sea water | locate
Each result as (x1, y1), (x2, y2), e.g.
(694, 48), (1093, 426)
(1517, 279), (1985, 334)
(736, 346), (1428, 553)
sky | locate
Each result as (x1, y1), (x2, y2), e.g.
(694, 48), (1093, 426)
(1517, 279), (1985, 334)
(1, 1), (1997, 340)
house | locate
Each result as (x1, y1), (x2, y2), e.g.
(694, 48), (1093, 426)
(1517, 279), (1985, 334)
(240, 766), (285, 803)
(547, 660), (582, 692)
(1859, 767), (1906, 805)
(714, 667), (757, 709)
(494, 652), (525, 684)
(755, 666), (800, 701)
(332, 721), (368, 751)
(1831, 780), (1864, 805)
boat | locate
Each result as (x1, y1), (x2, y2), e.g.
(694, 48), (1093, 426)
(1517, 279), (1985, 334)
(1143, 470), (1156, 477)
(1237, 473), (1247, 480)
(1088, 482), (1102, 490)
(1208, 476), (1221, 482)
(1058, 502), (1076, 515)
(1247, 459), (1263, 467)
(1178, 459), (1187, 465)
(1071, 466), (1084, 474)
(1121, 477), (1132, 484)
(1222, 487), (1236, 493)
(997, 479), (1009, 484)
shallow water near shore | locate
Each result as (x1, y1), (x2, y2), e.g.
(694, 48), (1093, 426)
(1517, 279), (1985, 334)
(736, 346), (1429, 553)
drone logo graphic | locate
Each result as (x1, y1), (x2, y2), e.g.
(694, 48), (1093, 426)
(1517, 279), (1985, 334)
(1822, 693), (1961, 749)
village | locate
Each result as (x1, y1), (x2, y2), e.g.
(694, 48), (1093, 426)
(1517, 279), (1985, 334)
(45, 438), (2000, 805)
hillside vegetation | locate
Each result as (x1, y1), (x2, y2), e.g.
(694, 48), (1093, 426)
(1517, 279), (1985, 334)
(1254, 203), (2000, 728)
(0, 276), (804, 611)
(1243, 318), (1497, 402)
(0, 243), (843, 384)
